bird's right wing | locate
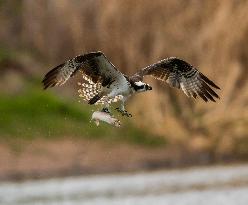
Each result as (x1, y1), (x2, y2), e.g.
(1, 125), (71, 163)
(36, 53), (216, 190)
(42, 51), (125, 89)
(134, 57), (220, 102)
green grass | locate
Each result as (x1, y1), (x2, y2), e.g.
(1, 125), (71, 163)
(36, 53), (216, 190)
(0, 84), (166, 147)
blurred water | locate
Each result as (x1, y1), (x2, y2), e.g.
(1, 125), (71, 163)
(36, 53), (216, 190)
(1, 164), (248, 205)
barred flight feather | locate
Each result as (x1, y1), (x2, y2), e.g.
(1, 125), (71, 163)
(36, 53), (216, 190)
(77, 73), (122, 105)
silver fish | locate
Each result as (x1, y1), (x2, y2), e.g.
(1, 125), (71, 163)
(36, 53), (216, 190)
(91, 111), (121, 127)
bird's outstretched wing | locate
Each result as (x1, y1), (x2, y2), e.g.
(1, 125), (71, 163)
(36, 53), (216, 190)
(133, 57), (220, 102)
(42, 51), (124, 89)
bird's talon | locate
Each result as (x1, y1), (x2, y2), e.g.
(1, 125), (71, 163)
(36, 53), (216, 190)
(115, 107), (132, 117)
(101, 108), (111, 114)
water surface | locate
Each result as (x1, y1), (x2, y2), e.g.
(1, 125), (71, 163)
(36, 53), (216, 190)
(1, 164), (248, 205)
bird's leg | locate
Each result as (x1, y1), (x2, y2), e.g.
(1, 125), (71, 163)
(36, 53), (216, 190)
(101, 98), (111, 114)
(115, 98), (132, 117)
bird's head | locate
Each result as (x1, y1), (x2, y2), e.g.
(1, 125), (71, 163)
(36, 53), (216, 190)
(133, 81), (152, 92)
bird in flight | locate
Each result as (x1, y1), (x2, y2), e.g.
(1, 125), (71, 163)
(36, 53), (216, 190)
(42, 51), (220, 117)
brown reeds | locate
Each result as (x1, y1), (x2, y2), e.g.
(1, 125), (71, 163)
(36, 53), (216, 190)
(1, 0), (248, 157)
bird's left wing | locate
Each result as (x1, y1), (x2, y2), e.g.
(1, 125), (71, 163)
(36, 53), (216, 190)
(133, 57), (220, 102)
(42, 51), (125, 89)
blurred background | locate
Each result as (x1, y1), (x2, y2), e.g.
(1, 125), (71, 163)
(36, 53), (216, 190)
(0, 0), (248, 204)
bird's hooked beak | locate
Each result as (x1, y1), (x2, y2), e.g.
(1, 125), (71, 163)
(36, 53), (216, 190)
(146, 84), (152, 91)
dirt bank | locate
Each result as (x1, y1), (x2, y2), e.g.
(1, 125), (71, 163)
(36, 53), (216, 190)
(0, 138), (241, 181)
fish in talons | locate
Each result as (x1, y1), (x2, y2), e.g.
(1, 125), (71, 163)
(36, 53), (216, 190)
(91, 111), (121, 127)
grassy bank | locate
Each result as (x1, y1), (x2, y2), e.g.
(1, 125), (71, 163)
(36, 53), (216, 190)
(0, 84), (166, 147)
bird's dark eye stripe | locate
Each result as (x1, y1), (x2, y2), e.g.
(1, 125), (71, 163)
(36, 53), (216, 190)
(132, 84), (145, 91)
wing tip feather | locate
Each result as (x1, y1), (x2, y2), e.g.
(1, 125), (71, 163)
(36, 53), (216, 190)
(42, 63), (65, 89)
(199, 73), (220, 90)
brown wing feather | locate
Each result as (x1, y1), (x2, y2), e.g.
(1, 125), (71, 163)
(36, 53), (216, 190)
(42, 51), (122, 89)
(134, 57), (220, 102)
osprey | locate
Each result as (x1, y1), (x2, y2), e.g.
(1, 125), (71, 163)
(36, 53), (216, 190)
(42, 51), (220, 117)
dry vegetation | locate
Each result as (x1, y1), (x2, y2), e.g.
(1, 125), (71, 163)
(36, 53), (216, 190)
(1, 0), (248, 162)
